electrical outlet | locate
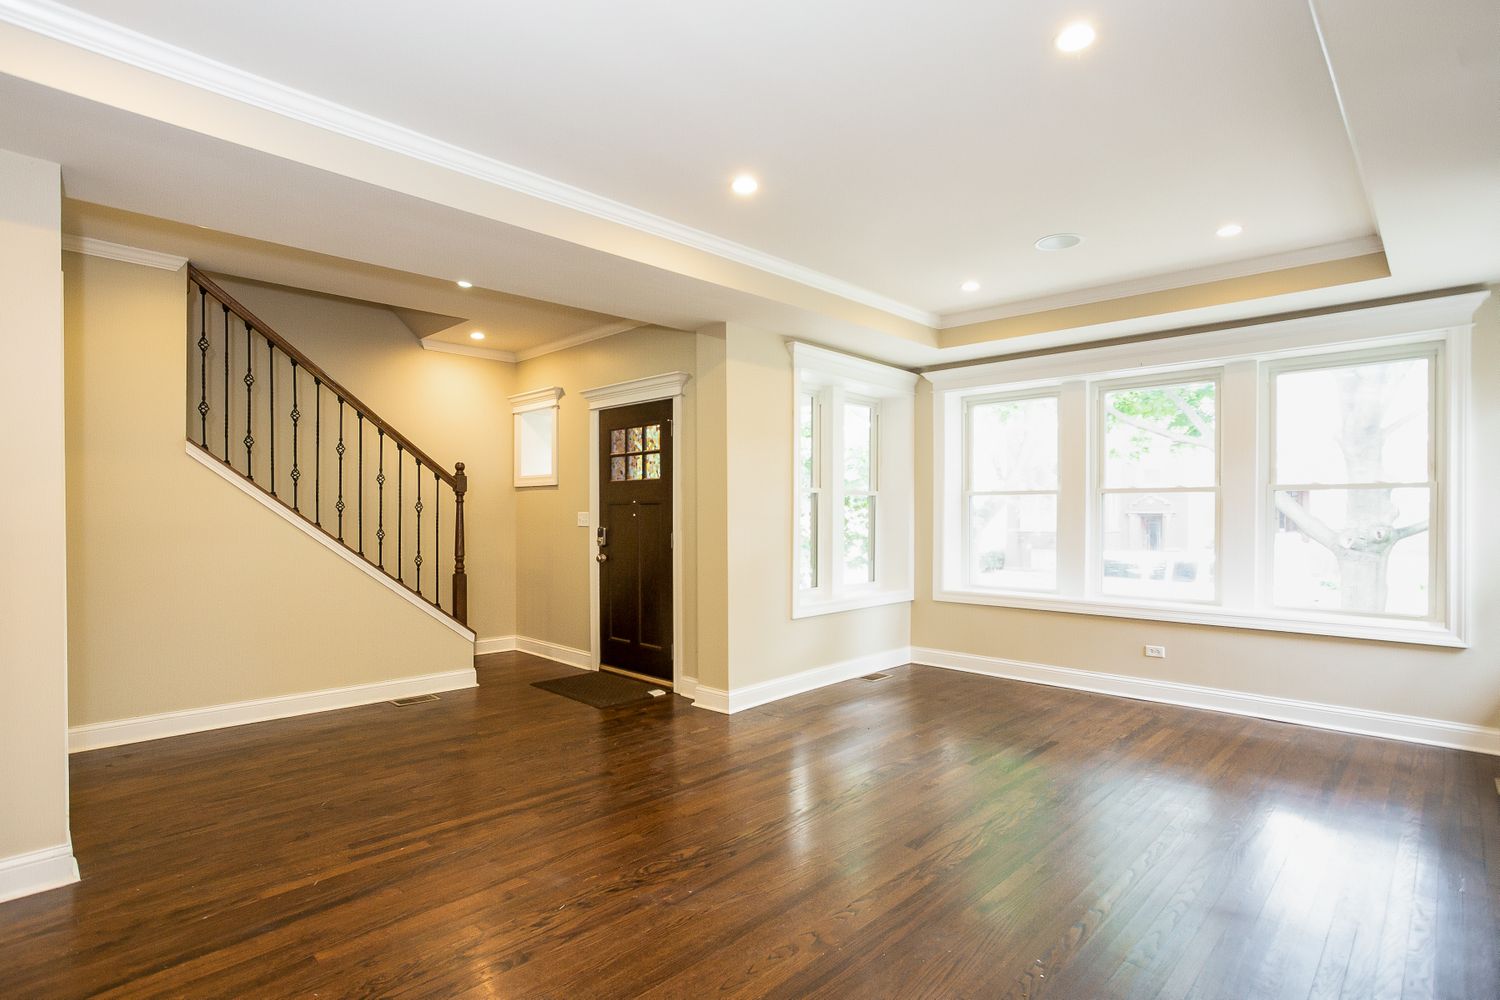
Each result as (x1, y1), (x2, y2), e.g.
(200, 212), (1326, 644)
(1144, 645), (1167, 658)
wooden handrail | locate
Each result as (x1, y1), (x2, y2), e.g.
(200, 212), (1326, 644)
(188, 265), (458, 488)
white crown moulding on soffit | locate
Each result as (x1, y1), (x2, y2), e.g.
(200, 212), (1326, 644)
(0, 0), (936, 328)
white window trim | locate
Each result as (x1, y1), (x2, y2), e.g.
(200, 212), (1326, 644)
(927, 291), (1487, 647)
(791, 342), (917, 619)
(510, 386), (563, 487)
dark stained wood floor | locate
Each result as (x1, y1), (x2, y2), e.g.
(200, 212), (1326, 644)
(2, 654), (1497, 998)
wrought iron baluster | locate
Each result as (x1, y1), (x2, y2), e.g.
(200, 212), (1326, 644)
(243, 319), (255, 474)
(397, 444), (404, 583)
(196, 288), (208, 446)
(289, 359), (301, 511)
(414, 463), (424, 599)
(376, 429), (386, 568)
(434, 468), (441, 608)
(268, 340), (277, 496)
(357, 413), (365, 554)
(314, 379), (321, 525)
(222, 305), (230, 459)
(336, 399), (346, 541)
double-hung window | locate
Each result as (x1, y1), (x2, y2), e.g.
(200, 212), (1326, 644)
(1097, 375), (1219, 603)
(930, 292), (1483, 646)
(963, 393), (1059, 592)
(793, 343), (916, 617)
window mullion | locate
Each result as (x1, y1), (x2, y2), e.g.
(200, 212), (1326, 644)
(1220, 360), (1258, 608)
(1056, 380), (1088, 598)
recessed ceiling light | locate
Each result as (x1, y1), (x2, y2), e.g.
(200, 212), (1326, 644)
(456, 280), (473, 288)
(1216, 223), (1244, 238)
(731, 174), (759, 196)
(469, 331), (485, 341)
(1055, 22), (1096, 53)
(1034, 233), (1084, 251)
(961, 280), (981, 292)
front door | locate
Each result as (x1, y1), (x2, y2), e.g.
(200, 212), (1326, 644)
(597, 400), (673, 683)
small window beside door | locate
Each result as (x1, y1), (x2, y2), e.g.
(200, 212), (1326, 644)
(510, 386), (564, 487)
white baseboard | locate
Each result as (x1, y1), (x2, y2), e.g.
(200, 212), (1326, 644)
(0, 842), (80, 904)
(476, 635), (593, 669)
(475, 635), (518, 655)
(520, 637), (594, 669)
(692, 646), (912, 715)
(69, 668), (478, 753)
(912, 647), (1500, 757)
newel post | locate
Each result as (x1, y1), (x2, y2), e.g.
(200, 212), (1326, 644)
(451, 461), (468, 626)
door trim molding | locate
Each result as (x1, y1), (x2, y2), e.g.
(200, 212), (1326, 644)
(582, 372), (690, 691)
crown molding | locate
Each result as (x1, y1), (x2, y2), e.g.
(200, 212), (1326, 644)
(0, 0), (936, 328)
(508, 386), (564, 413)
(418, 338), (518, 364)
(61, 234), (187, 270)
(514, 320), (647, 362)
(939, 235), (1386, 329)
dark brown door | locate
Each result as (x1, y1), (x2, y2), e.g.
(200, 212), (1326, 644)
(597, 400), (673, 682)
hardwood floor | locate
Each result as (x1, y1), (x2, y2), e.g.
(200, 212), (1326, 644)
(2, 653), (1497, 998)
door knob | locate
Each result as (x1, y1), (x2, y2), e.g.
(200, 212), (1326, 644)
(596, 552), (608, 563)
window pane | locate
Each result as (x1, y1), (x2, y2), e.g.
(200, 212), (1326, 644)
(645, 453), (661, 479)
(968, 495), (1057, 591)
(798, 492), (818, 590)
(1102, 380), (1216, 488)
(1272, 487), (1430, 616)
(627, 427), (644, 454)
(1275, 357), (1429, 485)
(798, 393), (815, 490)
(842, 495), (875, 585)
(1100, 492), (1216, 601)
(969, 397), (1058, 492)
(645, 423), (662, 452)
(843, 402), (874, 492)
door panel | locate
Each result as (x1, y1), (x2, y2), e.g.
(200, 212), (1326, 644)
(597, 400), (672, 681)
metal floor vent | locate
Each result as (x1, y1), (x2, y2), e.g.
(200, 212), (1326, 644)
(861, 672), (892, 681)
(390, 694), (440, 706)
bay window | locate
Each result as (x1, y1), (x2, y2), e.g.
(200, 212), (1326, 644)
(929, 292), (1483, 646)
(793, 343), (916, 617)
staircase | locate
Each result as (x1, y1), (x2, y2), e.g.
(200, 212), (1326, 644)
(186, 266), (469, 626)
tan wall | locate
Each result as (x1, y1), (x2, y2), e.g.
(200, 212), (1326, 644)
(693, 327), (730, 689)
(912, 289), (1500, 731)
(0, 151), (71, 863)
(65, 256), (473, 727)
(214, 278), (518, 641)
(722, 324), (911, 688)
(511, 327), (699, 669)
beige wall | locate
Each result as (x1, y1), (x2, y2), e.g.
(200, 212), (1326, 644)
(65, 256), (473, 727)
(721, 324), (911, 688)
(0, 151), (71, 865)
(912, 289), (1500, 731)
(510, 326), (699, 667)
(214, 278), (518, 642)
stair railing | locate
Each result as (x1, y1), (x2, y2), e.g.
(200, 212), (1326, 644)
(186, 265), (468, 626)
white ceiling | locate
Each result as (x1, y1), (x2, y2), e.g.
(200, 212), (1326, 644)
(0, 0), (1494, 365)
(39, 0), (1377, 316)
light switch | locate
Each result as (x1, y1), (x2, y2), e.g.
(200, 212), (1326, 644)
(576, 512), (590, 527)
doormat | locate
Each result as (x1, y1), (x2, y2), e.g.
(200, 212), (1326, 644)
(532, 671), (664, 709)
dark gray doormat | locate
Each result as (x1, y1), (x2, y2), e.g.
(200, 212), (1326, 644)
(531, 671), (666, 709)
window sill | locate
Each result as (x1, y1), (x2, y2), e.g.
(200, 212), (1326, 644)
(932, 588), (1468, 647)
(793, 589), (914, 620)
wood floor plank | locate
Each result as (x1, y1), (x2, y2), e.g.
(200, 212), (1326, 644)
(0, 654), (1495, 998)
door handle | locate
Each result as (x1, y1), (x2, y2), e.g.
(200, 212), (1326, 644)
(596, 552), (608, 563)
